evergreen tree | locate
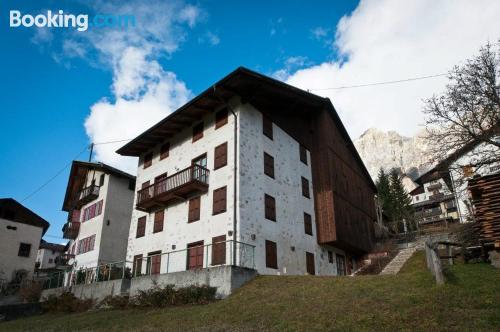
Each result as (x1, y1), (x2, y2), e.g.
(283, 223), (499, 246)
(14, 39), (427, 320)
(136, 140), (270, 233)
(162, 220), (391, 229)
(375, 168), (394, 227)
(389, 169), (414, 231)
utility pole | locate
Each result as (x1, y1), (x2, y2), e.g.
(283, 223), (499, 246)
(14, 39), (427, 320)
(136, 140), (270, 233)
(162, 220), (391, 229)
(88, 143), (94, 162)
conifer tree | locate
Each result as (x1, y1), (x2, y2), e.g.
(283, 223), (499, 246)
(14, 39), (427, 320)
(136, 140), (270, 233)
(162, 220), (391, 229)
(375, 168), (394, 227)
(389, 169), (414, 231)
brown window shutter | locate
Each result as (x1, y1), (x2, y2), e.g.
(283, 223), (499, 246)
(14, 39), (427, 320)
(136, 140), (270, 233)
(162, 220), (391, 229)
(192, 122), (204, 142)
(136, 216), (146, 238)
(141, 181), (150, 189)
(300, 145), (307, 165)
(264, 194), (276, 221)
(148, 251), (161, 275)
(263, 116), (273, 139)
(153, 210), (164, 233)
(211, 235), (226, 265)
(160, 142), (170, 160)
(263, 152), (274, 178)
(188, 196), (201, 223)
(187, 241), (204, 269)
(143, 153), (153, 169)
(212, 186), (227, 215)
(214, 142), (228, 170)
(306, 252), (315, 275)
(301, 177), (310, 198)
(265, 240), (277, 269)
(215, 109), (228, 129)
(133, 254), (143, 276)
(304, 212), (312, 235)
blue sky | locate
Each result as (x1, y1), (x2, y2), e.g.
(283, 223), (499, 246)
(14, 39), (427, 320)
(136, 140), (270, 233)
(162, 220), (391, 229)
(0, 0), (358, 242)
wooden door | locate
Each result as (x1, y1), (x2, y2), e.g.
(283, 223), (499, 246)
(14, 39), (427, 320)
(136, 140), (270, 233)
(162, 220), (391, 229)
(187, 241), (204, 270)
(211, 235), (226, 265)
(147, 251), (161, 275)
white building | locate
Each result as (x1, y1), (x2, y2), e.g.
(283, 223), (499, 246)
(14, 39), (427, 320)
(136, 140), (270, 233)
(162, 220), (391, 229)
(0, 198), (49, 283)
(118, 67), (376, 278)
(36, 241), (66, 271)
(60, 161), (135, 284)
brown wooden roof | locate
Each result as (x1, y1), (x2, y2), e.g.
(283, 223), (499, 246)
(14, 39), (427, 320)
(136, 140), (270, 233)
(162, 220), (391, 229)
(0, 198), (50, 235)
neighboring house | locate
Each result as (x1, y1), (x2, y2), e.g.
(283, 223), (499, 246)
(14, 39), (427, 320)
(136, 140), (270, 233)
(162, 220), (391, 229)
(409, 171), (459, 229)
(60, 161), (135, 284)
(36, 240), (66, 271)
(0, 198), (49, 283)
(117, 67), (376, 277)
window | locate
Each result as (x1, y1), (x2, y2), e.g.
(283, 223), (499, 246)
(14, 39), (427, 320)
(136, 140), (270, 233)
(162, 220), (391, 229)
(48, 258), (53, 264)
(148, 251), (161, 275)
(336, 254), (346, 276)
(153, 210), (164, 233)
(188, 196), (201, 223)
(77, 235), (95, 255)
(160, 142), (170, 160)
(328, 251), (333, 264)
(192, 122), (204, 142)
(263, 116), (273, 139)
(304, 213), (313, 235)
(215, 108), (228, 129)
(214, 142), (228, 170)
(264, 194), (276, 221)
(136, 216), (146, 238)
(192, 153), (208, 168)
(300, 145), (308, 165)
(143, 152), (153, 169)
(213, 186), (227, 215)
(265, 240), (277, 269)
(187, 241), (204, 270)
(211, 235), (226, 265)
(99, 174), (105, 186)
(306, 252), (315, 275)
(128, 179), (136, 190)
(18, 243), (31, 257)
(133, 254), (143, 277)
(263, 152), (274, 178)
(301, 177), (310, 198)
(81, 200), (103, 222)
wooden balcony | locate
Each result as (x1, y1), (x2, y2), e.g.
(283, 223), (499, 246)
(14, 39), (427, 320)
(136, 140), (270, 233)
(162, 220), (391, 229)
(62, 221), (80, 239)
(55, 254), (75, 268)
(75, 184), (100, 208)
(136, 165), (209, 212)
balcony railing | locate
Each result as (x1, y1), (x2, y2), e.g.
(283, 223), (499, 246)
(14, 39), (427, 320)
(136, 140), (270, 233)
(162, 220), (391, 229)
(55, 254), (75, 268)
(75, 184), (100, 208)
(136, 164), (209, 211)
(427, 182), (442, 191)
(62, 221), (80, 239)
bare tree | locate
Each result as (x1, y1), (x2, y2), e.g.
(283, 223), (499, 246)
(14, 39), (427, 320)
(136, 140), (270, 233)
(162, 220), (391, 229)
(424, 42), (500, 172)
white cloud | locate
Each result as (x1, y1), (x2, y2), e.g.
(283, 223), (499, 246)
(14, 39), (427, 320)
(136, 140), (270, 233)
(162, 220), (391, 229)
(286, 0), (500, 138)
(198, 31), (220, 46)
(311, 27), (328, 40)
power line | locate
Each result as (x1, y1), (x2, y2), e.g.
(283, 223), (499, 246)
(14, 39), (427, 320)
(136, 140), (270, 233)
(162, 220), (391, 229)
(308, 73), (447, 91)
(93, 138), (133, 145)
(20, 145), (89, 203)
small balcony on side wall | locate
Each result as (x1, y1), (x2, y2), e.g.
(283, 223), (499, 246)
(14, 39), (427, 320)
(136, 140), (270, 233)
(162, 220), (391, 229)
(136, 164), (210, 212)
(74, 184), (100, 208)
(62, 221), (80, 239)
(55, 253), (75, 269)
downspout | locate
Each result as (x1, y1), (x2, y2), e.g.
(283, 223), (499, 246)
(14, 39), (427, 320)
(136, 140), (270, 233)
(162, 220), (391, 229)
(213, 85), (238, 266)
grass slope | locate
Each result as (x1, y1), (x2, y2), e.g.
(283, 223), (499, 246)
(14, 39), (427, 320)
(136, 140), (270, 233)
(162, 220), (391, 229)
(3, 252), (499, 331)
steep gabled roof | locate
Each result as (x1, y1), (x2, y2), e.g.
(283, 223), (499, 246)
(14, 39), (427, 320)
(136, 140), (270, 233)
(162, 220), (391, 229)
(62, 161), (136, 211)
(116, 66), (375, 190)
(0, 198), (50, 235)
(39, 240), (66, 252)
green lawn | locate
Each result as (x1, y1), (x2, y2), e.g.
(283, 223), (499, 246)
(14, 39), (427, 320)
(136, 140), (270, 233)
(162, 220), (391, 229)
(3, 251), (499, 331)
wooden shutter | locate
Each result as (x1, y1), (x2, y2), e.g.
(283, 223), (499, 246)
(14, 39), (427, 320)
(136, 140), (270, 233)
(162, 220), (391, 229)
(215, 109), (228, 129)
(212, 186), (227, 215)
(263, 116), (273, 139)
(300, 145), (307, 165)
(187, 241), (204, 270)
(301, 177), (310, 198)
(306, 252), (315, 275)
(153, 210), (164, 233)
(136, 216), (146, 238)
(160, 142), (170, 160)
(265, 240), (277, 269)
(214, 142), (228, 170)
(188, 196), (201, 222)
(263, 152), (274, 178)
(192, 122), (204, 142)
(304, 212), (312, 235)
(336, 254), (346, 276)
(211, 235), (226, 265)
(264, 194), (276, 221)
(143, 153), (153, 169)
(133, 254), (143, 276)
(149, 251), (161, 275)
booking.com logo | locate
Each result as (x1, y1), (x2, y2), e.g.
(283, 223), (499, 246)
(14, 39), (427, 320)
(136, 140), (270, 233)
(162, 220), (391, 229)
(9, 10), (136, 32)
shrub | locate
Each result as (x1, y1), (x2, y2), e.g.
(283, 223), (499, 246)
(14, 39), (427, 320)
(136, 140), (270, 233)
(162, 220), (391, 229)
(99, 295), (130, 309)
(41, 292), (94, 313)
(19, 281), (43, 302)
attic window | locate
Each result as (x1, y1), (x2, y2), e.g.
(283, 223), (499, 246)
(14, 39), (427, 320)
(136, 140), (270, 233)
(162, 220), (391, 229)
(192, 122), (204, 142)
(215, 109), (228, 129)
(143, 153), (153, 169)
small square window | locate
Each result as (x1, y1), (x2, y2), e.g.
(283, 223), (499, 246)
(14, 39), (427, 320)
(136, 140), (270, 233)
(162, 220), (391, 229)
(18, 243), (31, 257)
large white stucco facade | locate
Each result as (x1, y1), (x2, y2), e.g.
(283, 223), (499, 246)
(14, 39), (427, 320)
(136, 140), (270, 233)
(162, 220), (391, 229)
(0, 218), (43, 282)
(126, 98), (346, 276)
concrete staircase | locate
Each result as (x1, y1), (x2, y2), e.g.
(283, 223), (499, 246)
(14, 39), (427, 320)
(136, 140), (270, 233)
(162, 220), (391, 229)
(379, 246), (417, 275)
